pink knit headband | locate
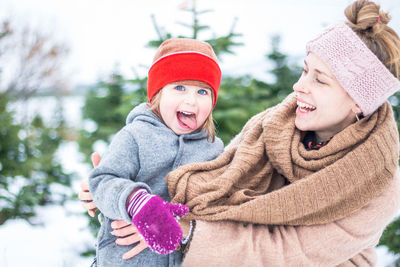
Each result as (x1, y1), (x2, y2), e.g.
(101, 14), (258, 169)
(306, 22), (400, 116)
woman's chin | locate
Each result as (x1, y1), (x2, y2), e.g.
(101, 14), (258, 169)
(294, 118), (315, 132)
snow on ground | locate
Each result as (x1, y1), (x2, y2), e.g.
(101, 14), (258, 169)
(0, 203), (95, 267)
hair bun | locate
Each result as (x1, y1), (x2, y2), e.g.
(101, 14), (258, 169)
(344, 0), (391, 32)
(342, 0), (400, 78)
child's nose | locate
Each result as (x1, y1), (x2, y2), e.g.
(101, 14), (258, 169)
(183, 91), (197, 105)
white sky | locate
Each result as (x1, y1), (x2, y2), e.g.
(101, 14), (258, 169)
(0, 0), (399, 266)
(0, 0), (398, 88)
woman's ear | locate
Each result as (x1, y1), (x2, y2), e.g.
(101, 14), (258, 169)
(351, 104), (362, 116)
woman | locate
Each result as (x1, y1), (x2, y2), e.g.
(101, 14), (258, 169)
(80, 0), (400, 265)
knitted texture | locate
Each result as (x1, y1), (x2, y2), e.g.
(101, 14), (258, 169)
(306, 22), (400, 116)
(127, 189), (189, 254)
(167, 93), (399, 226)
(147, 38), (221, 105)
(127, 189), (153, 217)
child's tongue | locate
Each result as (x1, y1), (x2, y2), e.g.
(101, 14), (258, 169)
(177, 112), (197, 130)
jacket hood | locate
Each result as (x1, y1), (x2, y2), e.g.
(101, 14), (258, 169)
(126, 103), (161, 125)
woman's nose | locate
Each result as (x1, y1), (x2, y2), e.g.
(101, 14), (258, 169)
(293, 79), (310, 94)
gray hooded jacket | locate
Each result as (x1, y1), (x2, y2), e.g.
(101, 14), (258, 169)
(89, 103), (224, 267)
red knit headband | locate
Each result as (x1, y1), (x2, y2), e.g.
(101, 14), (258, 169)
(147, 51), (221, 106)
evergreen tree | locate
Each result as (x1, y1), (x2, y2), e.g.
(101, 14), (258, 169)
(379, 216), (400, 265)
(214, 35), (301, 143)
(0, 93), (73, 225)
(0, 19), (73, 225)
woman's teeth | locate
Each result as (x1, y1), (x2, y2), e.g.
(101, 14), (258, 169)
(297, 101), (316, 112)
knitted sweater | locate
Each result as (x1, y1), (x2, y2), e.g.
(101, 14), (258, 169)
(182, 171), (400, 266)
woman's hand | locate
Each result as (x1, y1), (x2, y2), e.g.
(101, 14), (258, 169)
(111, 220), (149, 260)
(79, 179), (97, 217)
(81, 152), (149, 259)
(78, 153), (101, 217)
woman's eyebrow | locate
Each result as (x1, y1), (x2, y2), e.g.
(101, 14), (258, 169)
(315, 69), (334, 80)
(304, 60), (334, 80)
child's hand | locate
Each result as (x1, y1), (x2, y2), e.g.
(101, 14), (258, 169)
(111, 220), (149, 259)
(127, 189), (189, 254)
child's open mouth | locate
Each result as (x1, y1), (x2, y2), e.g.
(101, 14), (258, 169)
(297, 100), (316, 113)
(177, 111), (197, 130)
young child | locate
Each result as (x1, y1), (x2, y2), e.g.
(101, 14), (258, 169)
(89, 38), (224, 267)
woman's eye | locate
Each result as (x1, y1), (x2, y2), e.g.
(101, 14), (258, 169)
(302, 68), (308, 74)
(175, 85), (185, 91)
(316, 78), (326, 85)
(198, 89), (208, 95)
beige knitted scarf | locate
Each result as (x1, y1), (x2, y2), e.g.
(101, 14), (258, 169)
(167, 94), (399, 226)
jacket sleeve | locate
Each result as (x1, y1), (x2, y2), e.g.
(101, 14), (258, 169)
(89, 128), (151, 222)
(182, 171), (400, 267)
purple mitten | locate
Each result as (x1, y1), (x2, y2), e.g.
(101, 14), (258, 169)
(164, 201), (190, 219)
(127, 189), (189, 254)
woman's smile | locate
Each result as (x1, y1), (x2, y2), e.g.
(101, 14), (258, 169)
(296, 99), (316, 113)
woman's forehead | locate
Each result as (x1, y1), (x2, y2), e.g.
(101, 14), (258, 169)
(305, 53), (335, 78)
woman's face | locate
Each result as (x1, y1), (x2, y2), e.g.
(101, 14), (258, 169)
(293, 52), (361, 142)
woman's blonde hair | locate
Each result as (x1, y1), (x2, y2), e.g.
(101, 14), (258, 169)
(148, 89), (216, 142)
(345, 0), (400, 78)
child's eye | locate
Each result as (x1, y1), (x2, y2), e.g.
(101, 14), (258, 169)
(198, 89), (208, 95)
(175, 85), (185, 91)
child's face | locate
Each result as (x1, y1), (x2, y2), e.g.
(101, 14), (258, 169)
(159, 82), (213, 135)
(293, 52), (360, 142)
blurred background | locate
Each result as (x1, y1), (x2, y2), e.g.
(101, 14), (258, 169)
(0, 0), (399, 266)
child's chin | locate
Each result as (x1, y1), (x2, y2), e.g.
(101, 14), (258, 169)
(172, 128), (192, 135)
